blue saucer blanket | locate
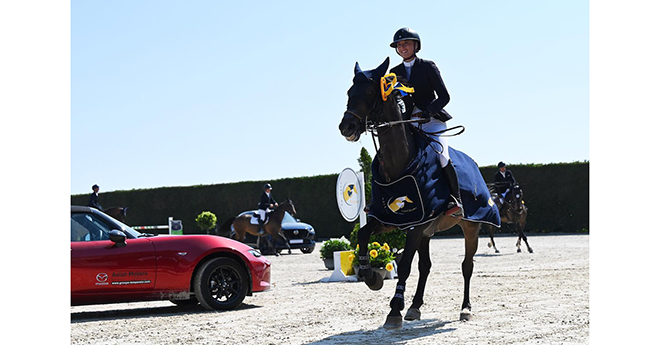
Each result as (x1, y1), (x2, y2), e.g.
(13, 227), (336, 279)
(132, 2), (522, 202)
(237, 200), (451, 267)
(368, 139), (501, 229)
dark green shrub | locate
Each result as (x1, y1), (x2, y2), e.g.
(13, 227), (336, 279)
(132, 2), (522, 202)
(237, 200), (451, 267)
(319, 239), (352, 259)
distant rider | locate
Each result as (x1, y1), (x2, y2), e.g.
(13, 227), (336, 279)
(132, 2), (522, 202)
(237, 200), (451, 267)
(88, 184), (103, 210)
(494, 162), (517, 204)
(258, 183), (278, 234)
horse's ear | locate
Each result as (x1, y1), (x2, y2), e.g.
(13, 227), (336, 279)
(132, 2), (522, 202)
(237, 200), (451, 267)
(354, 61), (362, 76)
(374, 57), (390, 78)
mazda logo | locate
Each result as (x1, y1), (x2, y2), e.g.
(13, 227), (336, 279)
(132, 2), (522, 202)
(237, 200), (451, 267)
(96, 273), (108, 282)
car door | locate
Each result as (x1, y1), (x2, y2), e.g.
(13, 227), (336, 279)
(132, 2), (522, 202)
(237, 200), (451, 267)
(71, 212), (156, 295)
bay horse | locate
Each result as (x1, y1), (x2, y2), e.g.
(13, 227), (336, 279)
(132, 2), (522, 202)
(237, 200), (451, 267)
(338, 57), (484, 329)
(222, 199), (296, 255)
(484, 183), (533, 253)
(104, 207), (128, 223)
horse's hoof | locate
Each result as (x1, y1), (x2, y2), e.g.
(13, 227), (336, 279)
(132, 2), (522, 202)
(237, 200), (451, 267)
(404, 307), (421, 321)
(528, 248), (534, 253)
(288, 250), (292, 254)
(495, 249), (500, 254)
(487, 242), (492, 248)
(383, 315), (403, 329)
(459, 309), (472, 321)
(365, 272), (384, 291)
(517, 248), (522, 253)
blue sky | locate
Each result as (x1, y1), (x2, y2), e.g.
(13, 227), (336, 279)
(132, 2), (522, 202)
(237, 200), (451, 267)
(70, 0), (589, 195)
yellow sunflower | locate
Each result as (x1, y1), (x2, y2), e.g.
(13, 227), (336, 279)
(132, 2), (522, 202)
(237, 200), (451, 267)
(382, 243), (390, 251)
(386, 262), (394, 271)
(369, 249), (378, 258)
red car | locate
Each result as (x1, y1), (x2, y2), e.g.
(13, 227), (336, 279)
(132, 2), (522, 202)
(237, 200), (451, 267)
(71, 206), (271, 310)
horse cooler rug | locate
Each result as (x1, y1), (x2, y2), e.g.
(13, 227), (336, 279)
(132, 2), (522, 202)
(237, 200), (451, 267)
(368, 137), (501, 229)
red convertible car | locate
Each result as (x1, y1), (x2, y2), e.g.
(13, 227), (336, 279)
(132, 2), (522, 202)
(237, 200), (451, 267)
(71, 206), (271, 310)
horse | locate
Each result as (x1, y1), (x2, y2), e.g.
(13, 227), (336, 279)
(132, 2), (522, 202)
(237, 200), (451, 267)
(104, 207), (128, 223)
(339, 57), (490, 329)
(484, 183), (533, 253)
(221, 198), (296, 255)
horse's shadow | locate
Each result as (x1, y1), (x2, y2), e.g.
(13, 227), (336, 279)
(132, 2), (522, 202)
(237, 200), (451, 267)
(70, 303), (261, 323)
(306, 319), (457, 344)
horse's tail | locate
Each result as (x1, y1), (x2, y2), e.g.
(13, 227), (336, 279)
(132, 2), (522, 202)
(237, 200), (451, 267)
(216, 217), (236, 238)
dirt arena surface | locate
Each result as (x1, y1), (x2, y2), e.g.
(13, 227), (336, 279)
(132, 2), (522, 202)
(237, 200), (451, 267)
(70, 233), (589, 344)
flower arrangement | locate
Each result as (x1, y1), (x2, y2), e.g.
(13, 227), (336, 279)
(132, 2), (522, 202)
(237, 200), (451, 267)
(349, 223), (406, 255)
(350, 241), (395, 272)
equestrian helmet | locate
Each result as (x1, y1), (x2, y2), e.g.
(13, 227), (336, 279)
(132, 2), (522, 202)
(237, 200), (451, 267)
(497, 162), (506, 168)
(264, 183), (272, 190)
(390, 27), (421, 52)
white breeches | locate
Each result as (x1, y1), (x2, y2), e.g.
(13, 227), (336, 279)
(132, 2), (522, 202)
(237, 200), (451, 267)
(258, 209), (267, 221)
(416, 118), (450, 168)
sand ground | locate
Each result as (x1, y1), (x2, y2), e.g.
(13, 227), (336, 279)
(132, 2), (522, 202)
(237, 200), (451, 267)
(71, 233), (589, 344)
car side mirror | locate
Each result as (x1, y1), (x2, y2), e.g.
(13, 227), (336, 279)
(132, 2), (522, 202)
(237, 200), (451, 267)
(109, 230), (127, 247)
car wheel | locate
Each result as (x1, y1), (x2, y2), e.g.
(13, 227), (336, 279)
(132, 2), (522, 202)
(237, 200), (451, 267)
(170, 297), (199, 307)
(193, 257), (248, 311)
(300, 247), (314, 254)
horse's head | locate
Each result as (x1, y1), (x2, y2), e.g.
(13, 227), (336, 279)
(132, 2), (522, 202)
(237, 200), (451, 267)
(508, 184), (525, 211)
(339, 57), (391, 142)
(280, 198), (296, 216)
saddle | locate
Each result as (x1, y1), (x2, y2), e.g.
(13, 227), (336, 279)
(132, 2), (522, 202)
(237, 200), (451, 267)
(249, 211), (271, 225)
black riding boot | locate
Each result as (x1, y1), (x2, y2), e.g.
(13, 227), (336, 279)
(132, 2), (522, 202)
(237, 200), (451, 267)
(442, 160), (463, 216)
(257, 219), (265, 235)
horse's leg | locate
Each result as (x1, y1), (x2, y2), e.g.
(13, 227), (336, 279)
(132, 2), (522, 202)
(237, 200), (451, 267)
(384, 227), (423, 330)
(404, 234), (432, 321)
(460, 222), (480, 321)
(278, 231), (292, 254)
(356, 220), (387, 288)
(486, 224), (499, 253)
(517, 215), (533, 253)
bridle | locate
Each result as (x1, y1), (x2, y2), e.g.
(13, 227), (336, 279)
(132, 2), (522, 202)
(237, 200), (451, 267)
(345, 73), (465, 157)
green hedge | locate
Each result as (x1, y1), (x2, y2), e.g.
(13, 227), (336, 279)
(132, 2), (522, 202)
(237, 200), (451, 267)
(71, 162), (588, 237)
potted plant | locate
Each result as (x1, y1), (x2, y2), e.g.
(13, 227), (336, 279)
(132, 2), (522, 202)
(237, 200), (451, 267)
(195, 211), (217, 235)
(319, 238), (352, 270)
(349, 241), (395, 279)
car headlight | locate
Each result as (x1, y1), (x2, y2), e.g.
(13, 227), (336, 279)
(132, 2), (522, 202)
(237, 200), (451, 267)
(248, 249), (262, 258)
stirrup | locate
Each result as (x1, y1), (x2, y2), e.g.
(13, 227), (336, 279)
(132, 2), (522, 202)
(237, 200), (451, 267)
(444, 199), (463, 216)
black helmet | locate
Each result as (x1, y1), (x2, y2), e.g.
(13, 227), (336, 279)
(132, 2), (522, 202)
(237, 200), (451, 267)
(497, 162), (506, 168)
(264, 183), (272, 190)
(390, 27), (421, 52)
(92, 184), (99, 190)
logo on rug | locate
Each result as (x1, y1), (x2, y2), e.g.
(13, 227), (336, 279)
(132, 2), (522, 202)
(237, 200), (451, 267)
(387, 196), (414, 214)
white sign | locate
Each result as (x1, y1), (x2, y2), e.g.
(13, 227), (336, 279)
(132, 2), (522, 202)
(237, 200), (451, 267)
(336, 168), (363, 222)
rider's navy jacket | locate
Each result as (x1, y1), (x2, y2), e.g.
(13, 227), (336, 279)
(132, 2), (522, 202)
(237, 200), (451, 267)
(390, 57), (452, 121)
(494, 170), (517, 193)
(259, 192), (276, 210)
(88, 193), (102, 210)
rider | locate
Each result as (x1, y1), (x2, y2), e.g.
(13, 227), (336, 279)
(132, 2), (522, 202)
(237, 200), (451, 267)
(494, 162), (517, 204)
(257, 183), (278, 234)
(88, 184), (103, 210)
(389, 27), (462, 216)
